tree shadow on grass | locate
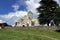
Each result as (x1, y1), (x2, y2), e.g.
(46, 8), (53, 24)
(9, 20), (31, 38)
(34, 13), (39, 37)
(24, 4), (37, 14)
(55, 29), (60, 33)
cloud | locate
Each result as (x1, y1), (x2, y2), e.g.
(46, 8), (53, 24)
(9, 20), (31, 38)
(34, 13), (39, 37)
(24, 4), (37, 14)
(0, 0), (59, 25)
(0, 0), (40, 25)
(0, 11), (27, 25)
(0, 20), (5, 23)
(0, 11), (27, 19)
(12, 4), (20, 11)
(0, 0), (59, 26)
(25, 0), (40, 18)
(25, 0), (60, 18)
(26, 0), (40, 11)
(54, 0), (60, 6)
(0, 0), (29, 25)
(57, 0), (60, 6)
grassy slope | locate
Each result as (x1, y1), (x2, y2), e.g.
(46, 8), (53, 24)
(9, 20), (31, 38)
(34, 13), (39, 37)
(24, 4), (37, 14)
(0, 29), (60, 40)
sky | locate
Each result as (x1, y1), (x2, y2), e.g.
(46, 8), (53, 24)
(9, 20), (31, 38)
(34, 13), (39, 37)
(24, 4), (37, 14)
(0, 0), (60, 26)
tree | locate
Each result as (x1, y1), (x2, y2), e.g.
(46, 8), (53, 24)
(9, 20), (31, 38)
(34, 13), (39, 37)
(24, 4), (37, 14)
(37, 0), (59, 26)
(54, 7), (60, 26)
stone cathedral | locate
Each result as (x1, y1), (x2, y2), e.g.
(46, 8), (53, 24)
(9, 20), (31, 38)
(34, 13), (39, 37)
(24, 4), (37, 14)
(15, 11), (39, 27)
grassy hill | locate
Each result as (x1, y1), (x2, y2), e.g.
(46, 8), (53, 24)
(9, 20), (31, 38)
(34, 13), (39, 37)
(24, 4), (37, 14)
(0, 28), (60, 40)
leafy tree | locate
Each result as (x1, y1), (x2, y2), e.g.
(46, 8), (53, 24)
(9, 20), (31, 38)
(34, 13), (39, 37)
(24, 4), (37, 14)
(37, 0), (59, 26)
(54, 7), (60, 26)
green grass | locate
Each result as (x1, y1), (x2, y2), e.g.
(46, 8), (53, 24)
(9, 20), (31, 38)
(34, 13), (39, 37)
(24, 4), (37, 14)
(0, 28), (60, 40)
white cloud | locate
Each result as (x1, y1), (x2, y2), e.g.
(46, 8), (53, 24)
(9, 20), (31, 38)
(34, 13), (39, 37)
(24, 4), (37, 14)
(0, 20), (5, 23)
(54, 0), (60, 6)
(0, 0), (41, 25)
(0, 11), (27, 19)
(57, 0), (60, 6)
(12, 4), (20, 11)
(25, 0), (40, 18)
(25, 0), (60, 18)
(0, 0), (59, 25)
(0, 10), (27, 25)
(26, 0), (40, 11)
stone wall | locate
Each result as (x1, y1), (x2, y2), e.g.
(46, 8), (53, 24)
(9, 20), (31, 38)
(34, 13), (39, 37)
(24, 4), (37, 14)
(12, 26), (60, 30)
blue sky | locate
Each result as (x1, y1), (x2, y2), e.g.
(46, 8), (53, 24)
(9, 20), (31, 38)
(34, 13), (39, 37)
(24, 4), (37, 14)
(0, 0), (60, 26)
(0, 0), (27, 15)
(0, 0), (16, 15)
(0, 0), (28, 25)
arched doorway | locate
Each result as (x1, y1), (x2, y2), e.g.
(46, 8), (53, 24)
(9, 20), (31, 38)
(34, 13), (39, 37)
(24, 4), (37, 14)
(22, 25), (25, 27)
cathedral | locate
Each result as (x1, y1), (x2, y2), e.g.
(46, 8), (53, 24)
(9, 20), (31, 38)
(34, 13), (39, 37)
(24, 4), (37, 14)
(15, 11), (39, 27)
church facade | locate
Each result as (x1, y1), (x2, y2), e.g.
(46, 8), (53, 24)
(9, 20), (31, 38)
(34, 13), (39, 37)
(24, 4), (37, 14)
(15, 11), (39, 27)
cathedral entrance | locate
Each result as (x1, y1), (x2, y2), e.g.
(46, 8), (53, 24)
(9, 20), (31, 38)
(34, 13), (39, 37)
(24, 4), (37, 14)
(22, 25), (25, 27)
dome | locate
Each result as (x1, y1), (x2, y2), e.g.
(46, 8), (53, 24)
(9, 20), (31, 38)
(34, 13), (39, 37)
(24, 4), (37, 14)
(28, 11), (33, 15)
